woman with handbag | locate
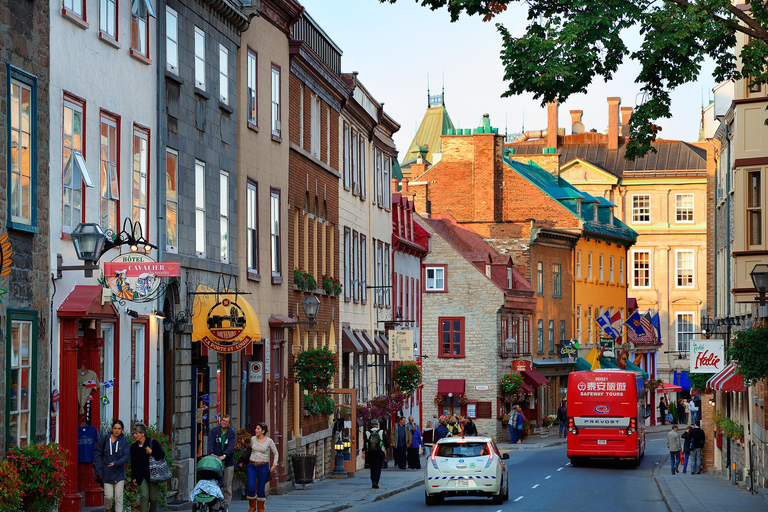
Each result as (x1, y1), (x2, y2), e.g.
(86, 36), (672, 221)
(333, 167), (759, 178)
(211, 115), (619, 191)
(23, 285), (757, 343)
(94, 420), (130, 512)
(130, 423), (166, 512)
(247, 422), (278, 512)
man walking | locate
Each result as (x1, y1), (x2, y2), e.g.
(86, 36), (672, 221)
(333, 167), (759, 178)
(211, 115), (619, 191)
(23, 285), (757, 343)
(363, 419), (389, 488)
(390, 416), (412, 470)
(690, 420), (706, 474)
(208, 414), (236, 504)
(666, 425), (681, 474)
(688, 397), (699, 425)
(658, 398), (668, 425)
(557, 401), (568, 438)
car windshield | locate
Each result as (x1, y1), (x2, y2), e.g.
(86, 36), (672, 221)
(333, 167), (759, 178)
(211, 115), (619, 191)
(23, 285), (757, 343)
(436, 442), (489, 458)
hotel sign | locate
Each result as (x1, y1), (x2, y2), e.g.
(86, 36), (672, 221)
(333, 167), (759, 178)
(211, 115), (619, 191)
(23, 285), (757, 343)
(104, 254), (180, 301)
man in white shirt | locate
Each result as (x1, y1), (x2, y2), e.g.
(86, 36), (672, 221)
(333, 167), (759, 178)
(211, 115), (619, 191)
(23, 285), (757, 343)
(687, 398), (698, 424)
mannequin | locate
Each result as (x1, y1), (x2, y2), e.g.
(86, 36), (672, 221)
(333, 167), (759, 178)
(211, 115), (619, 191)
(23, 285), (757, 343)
(77, 365), (100, 415)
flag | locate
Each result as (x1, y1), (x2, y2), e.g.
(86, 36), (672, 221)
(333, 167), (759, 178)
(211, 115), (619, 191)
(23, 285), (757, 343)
(634, 352), (643, 366)
(611, 311), (623, 345)
(651, 313), (661, 344)
(82, 379), (99, 389)
(101, 396), (110, 405)
(596, 310), (621, 339)
(641, 312), (656, 342)
(625, 311), (646, 337)
(200, 394), (210, 403)
(584, 346), (602, 370)
(102, 380), (115, 388)
(573, 339), (579, 350)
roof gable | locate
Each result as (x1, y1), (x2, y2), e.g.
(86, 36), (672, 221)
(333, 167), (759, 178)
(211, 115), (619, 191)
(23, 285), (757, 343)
(400, 106), (455, 165)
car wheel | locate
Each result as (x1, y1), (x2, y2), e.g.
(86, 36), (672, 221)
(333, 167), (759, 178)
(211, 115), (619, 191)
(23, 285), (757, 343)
(425, 492), (438, 506)
(503, 477), (509, 501)
(492, 487), (503, 505)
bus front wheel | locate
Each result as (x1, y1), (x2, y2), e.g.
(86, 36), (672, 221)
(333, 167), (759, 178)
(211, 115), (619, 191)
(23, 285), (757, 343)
(570, 457), (585, 467)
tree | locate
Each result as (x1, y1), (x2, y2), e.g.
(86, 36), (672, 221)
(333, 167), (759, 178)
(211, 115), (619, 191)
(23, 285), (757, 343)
(381, 0), (768, 159)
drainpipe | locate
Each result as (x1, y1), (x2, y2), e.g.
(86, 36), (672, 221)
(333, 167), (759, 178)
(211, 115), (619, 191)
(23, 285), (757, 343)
(724, 122), (732, 477)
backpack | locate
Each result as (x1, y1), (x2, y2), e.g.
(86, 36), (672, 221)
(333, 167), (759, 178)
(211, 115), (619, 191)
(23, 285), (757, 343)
(367, 430), (383, 452)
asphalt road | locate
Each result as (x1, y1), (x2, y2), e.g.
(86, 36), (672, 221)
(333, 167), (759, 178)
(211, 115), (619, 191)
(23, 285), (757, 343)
(348, 432), (672, 511)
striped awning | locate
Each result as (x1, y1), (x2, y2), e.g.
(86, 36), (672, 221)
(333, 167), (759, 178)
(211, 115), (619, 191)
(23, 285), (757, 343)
(706, 363), (747, 392)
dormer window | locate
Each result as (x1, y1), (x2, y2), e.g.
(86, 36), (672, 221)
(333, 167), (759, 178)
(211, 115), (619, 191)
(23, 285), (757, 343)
(507, 267), (513, 288)
(485, 264), (491, 278)
(576, 199), (582, 216)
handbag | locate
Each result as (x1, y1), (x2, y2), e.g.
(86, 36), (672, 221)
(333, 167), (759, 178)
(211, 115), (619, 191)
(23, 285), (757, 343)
(238, 447), (252, 465)
(148, 450), (173, 483)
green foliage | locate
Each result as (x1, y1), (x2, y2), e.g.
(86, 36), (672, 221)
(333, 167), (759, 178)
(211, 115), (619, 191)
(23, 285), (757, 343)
(293, 348), (337, 391)
(6, 444), (68, 512)
(380, 0), (768, 159)
(304, 391), (336, 415)
(294, 269), (318, 292)
(728, 326), (768, 386)
(234, 428), (252, 484)
(124, 424), (175, 511)
(689, 372), (714, 393)
(0, 460), (22, 512)
(713, 412), (744, 440)
(392, 363), (422, 395)
(321, 274), (342, 297)
(500, 373), (524, 394)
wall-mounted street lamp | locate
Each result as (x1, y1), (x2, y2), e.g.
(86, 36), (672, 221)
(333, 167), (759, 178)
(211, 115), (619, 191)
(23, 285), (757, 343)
(290, 295), (322, 329)
(700, 315), (717, 338)
(750, 263), (768, 306)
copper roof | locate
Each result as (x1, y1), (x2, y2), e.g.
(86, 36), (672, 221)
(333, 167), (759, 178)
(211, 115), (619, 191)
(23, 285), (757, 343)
(400, 106), (455, 165)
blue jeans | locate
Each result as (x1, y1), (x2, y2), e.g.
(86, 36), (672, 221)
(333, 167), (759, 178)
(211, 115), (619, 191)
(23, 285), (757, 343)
(508, 424), (517, 444)
(682, 452), (690, 473)
(559, 420), (567, 437)
(669, 451), (680, 474)
(247, 463), (270, 499)
(691, 448), (702, 473)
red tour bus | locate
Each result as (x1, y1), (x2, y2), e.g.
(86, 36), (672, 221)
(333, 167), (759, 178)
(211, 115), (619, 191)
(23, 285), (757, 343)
(566, 369), (646, 466)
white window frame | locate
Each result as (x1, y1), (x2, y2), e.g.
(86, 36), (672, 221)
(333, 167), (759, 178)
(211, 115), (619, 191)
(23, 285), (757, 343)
(575, 305), (581, 340)
(9, 319), (32, 447)
(676, 312), (696, 353)
(598, 254), (604, 282)
(220, 170), (229, 263)
(576, 250), (581, 279)
(344, 230), (351, 300)
(384, 245), (390, 306)
(100, 0), (117, 38)
(310, 94), (320, 158)
(632, 250), (651, 289)
(194, 26), (206, 90)
(271, 66), (281, 136)
(588, 252), (593, 280)
(632, 194), (651, 224)
(425, 266), (444, 291)
(620, 257), (625, 284)
(165, 7), (179, 73)
(675, 193), (694, 223)
(62, 99), (85, 231)
(247, 50), (257, 124)
(587, 306), (593, 344)
(218, 44), (229, 104)
(675, 249), (695, 288)
(270, 190), (281, 276)
(165, 149), (178, 252)
(609, 255), (615, 283)
(132, 127), (149, 233)
(131, 323), (146, 423)
(195, 160), (206, 257)
(99, 115), (119, 234)
(247, 181), (257, 273)
(64, 0), (84, 17)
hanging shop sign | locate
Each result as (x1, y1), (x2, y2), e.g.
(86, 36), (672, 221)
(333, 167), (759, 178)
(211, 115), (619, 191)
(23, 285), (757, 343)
(511, 359), (531, 372)
(689, 339), (724, 373)
(104, 253), (180, 300)
(559, 340), (577, 358)
(192, 284), (261, 353)
(388, 329), (414, 361)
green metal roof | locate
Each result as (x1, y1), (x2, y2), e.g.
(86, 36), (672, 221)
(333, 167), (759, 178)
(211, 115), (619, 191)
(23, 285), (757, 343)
(400, 106), (455, 165)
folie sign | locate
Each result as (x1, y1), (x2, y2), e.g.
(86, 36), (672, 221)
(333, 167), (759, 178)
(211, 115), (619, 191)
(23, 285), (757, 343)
(689, 339), (724, 374)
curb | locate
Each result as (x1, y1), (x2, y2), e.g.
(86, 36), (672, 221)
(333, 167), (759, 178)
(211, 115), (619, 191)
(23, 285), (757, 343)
(652, 454), (680, 512)
(300, 479), (423, 512)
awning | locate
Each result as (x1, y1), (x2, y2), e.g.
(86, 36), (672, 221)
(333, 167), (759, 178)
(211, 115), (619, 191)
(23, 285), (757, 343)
(706, 363), (747, 392)
(627, 297), (638, 312)
(359, 330), (380, 354)
(437, 379), (465, 396)
(625, 359), (649, 380)
(57, 285), (118, 318)
(375, 333), (390, 355)
(599, 357), (620, 369)
(522, 369), (549, 388)
(656, 382), (682, 393)
(268, 314), (296, 327)
(673, 370), (692, 391)
(191, 284), (261, 354)
(342, 329), (371, 354)
(520, 382), (535, 394)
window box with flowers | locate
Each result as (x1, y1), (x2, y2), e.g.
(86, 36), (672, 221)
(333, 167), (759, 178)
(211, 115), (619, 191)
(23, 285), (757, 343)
(321, 274), (342, 297)
(357, 392), (407, 424)
(294, 269), (318, 292)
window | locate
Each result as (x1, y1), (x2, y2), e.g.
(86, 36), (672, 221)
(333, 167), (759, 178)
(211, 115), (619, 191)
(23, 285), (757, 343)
(194, 27), (205, 89)
(485, 264), (491, 278)
(359, 133), (366, 198)
(425, 266), (445, 291)
(675, 194), (694, 223)
(587, 306), (593, 344)
(131, 322), (147, 423)
(553, 263), (562, 297)
(575, 305), (581, 340)
(676, 312), (696, 352)
(549, 320), (555, 354)
(384, 245), (390, 306)
(131, 0), (149, 57)
(439, 317), (465, 358)
(560, 320), (566, 347)
(99, 113), (120, 233)
(218, 44), (229, 104)
(376, 242), (383, 305)
(537, 319), (544, 353)
(587, 252), (593, 280)
(598, 254), (604, 281)
(247, 50), (257, 126)
(352, 231), (359, 302)
(132, 126), (149, 233)
(375, 150), (383, 204)
(165, 7), (178, 73)
(7, 310), (38, 448)
(676, 250), (694, 288)
(506, 267), (513, 288)
(360, 235), (367, 304)
(220, 170), (229, 262)
(632, 194), (650, 223)
(99, 324), (115, 425)
(537, 261), (543, 295)
(165, 149), (178, 252)
(270, 189), (281, 277)
(310, 95), (320, 158)
(620, 257), (625, 284)
(351, 130), (359, 193)
(194, 161), (206, 256)
(62, 96), (85, 231)
(247, 181), (258, 273)
(344, 229), (351, 300)
(632, 250), (651, 288)
(748, 170), (762, 246)
(609, 256), (615, 283)
(384, 156), (391, 208)
(100, 0), (117, 39)
(343, 122), (350, 188)
(271, 64), (281, 138)
(63, 0), (85, 18)
(8, 72), (37, 229)
(576, 250), (581, 278)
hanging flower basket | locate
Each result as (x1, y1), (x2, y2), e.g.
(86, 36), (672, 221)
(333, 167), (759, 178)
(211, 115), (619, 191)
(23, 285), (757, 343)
(728, 326), (768, 386)
(434, 393), (446, 406)
(393, 363), (422, 396)
(458, 393), (469, 406)
(500, 373), (524, 394)
(294, 348), (337, 391)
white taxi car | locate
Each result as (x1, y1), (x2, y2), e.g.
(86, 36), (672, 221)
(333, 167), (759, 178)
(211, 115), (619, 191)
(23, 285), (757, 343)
(424, 436), (509, 505)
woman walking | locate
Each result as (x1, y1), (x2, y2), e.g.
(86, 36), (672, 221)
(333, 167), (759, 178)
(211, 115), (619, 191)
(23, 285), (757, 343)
(407, 421), (423, 469)
(94, 420), (129, 512)
(508, 407), (519, 444)
(515, 405), (525, 443)
(129, 423), (165, 512)
(247, 422), (279, 512)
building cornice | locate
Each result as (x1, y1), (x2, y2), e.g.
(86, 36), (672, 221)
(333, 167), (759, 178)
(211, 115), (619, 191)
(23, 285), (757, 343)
(260, 0), (303, 37)
(289, 40), (351, 113)
(202, 0), (249, 32)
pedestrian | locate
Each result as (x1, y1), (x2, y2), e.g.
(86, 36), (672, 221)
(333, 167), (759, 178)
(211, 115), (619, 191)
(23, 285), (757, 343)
(463, 417), (478, 436)
(389, 416), (411, 470)
(557, 401), (568, 438)
(693, 393), (702, 423)
(515, 405), (525, 443)
(688, 398), (698, 425)
(408, 421), (423, 469)
(666, 425), (681, 474)
(207, 414), (236, 505)
(129, 423), (165, 512)
(446, 416), (462, 437)
(508, 407), (519, 444)
(94, 420), (129, 512)
(363, 419), (390, 488)
(676, 399), (687, 425)
(246, 422), (278, 512)
(658, 398), (668, 425)
(690, 420), (706, 474)
(435, 418), (450, 442)
(681, 426), (693, 473)
(430, 413), (439, 431)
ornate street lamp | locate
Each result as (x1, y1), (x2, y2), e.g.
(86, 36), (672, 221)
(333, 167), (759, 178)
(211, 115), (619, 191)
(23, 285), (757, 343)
(343, 437), (351, 461)
(331, 436), (347, 477)
(70, 223), (107, 262)
(750, 263), (768, 306)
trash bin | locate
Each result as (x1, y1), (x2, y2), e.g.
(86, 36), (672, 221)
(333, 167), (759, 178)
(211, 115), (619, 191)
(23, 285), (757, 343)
(291, 454), (316, 485)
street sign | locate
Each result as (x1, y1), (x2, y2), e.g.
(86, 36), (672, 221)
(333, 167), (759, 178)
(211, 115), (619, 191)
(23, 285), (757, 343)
(475, 385), (490, 391)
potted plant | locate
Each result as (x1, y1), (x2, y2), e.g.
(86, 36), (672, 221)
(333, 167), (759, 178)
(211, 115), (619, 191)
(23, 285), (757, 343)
(6, 444), (68, 512)
(500, 373), (524, 395)
(393, 362), (421, 396)
(321, 274), (342, 297)
(304, 391), (336, 415)
(294, 347), (337, 392)
(728, 326), (768, 386)
(293, 269), (318, 292)
(0, 460), (22, 512)
(500, 413), (509, 426)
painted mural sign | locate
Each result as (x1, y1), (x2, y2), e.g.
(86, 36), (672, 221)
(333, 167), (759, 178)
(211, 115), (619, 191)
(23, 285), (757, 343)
(104, 253), (180, 300)
(689, 339), (724, 374)
(388, 329), (414, 361)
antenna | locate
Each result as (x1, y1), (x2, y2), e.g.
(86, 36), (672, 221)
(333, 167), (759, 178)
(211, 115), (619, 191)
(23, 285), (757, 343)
(427, 73), (430, 109)
(522, 111), (525, 133)
(442, 70), (445, 105)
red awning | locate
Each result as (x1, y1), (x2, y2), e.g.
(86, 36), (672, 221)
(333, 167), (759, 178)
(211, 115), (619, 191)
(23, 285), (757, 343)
(706, 363), (747, 392)
(437, 379), (465, 396)
(520, 382), (534, 394)
(342, 329), (371, 354)
(522, 369), (549, 388)
(57, 285), (118, 318)
(268, 314), (296, 328)
(656, 382), (682, 393)
(627, 297), (638, 312)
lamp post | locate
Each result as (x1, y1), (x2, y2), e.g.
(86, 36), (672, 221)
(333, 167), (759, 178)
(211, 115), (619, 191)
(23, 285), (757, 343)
(343, 437), (351, 461)
(750, 263), (768, 308)
(331, 436), (347, 477)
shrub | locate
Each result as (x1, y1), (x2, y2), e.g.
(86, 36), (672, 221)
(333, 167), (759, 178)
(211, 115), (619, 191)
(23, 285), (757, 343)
(689, 372), (714, 394)
(500, 373), (524, 394)
(0, 460), (21, 512)
(294, 348), (337, 391)
(392, 363), (421, 396)
(728, 326), (768, 386)
(6, 444), (68, 512)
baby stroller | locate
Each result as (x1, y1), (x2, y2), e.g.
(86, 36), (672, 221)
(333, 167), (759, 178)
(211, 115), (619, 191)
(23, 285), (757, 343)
(191, 455), (226, 512)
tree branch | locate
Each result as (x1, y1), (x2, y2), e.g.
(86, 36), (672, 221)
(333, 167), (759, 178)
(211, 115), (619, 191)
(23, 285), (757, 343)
(664, 0), (768, 40)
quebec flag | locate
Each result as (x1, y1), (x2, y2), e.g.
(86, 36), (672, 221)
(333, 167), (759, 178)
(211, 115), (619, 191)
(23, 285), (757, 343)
(596, 310), (621, 339)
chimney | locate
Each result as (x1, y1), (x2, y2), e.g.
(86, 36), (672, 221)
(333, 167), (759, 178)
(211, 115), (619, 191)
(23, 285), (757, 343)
(401, 178), (409, 194)
(607, 97), (620, 151)
(620, 107), (633, 137)
(547, 101), (558, 149)
(570, 110), (585, 134)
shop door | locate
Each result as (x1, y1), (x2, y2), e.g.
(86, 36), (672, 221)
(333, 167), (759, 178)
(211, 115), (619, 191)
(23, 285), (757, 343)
(99, 324), (116, 426)
(270, 338), (284, 480)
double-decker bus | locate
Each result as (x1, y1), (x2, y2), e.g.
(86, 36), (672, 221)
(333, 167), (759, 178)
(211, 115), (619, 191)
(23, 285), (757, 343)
(566, 369), (646, 466)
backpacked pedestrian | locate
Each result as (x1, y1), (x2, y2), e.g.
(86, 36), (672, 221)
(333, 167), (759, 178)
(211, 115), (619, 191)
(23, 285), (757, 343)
(446, 416), (462, 437)
(690, 420), (706, 474)
(207, 414), (236, 505)
(557, 401), (568, 438)
(130, 423), (165, 512)
(246, 422), (278, 512)
(390, 416), (411, 470)
(658, 398), (668, 425)
(363, 419), (390, 488)
(463, 417), (478, 436)
(666, 425), (681, 475)
(408, 420), (423, 469)
(681, 426), (693, 473)
(94, 420), (129, 512)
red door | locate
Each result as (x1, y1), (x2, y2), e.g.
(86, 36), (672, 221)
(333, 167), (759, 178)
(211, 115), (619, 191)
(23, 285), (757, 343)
(270, 331), (285, 481)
